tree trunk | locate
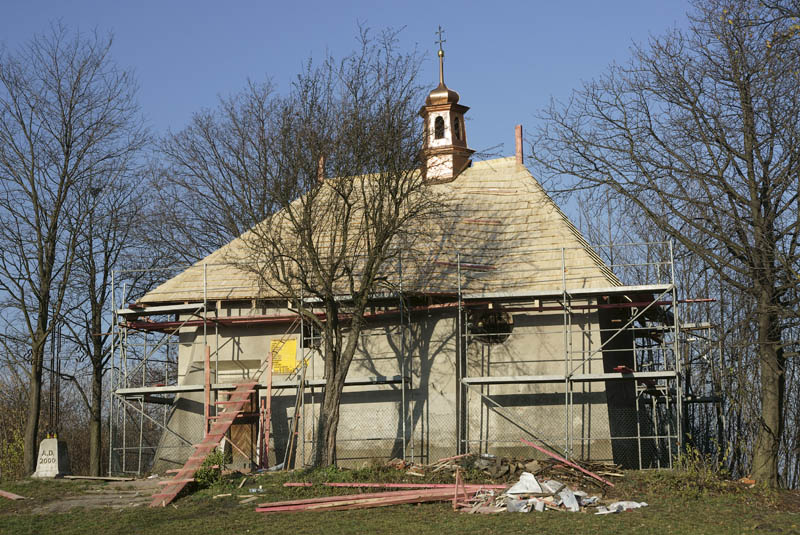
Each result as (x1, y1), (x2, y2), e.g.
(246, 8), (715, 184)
(751, 285), (785, 487)
(89, 357), (103, 476)
(88, 295), (104, 476)
(315, 375), (344, 466)
(312, 303), (366, 467)
(23, 338), (45, 474)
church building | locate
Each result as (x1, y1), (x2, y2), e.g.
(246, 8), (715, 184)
(114, 40), (681, 477)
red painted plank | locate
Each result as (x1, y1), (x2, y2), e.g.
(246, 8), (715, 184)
(283, 482), (508, 490)
(256, 490), (459, 513)
(258, 488), (454, 508)
(318, 494), (456, 511)
(0, 490), (25, 500)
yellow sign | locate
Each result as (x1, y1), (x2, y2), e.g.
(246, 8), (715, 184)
(271, 338), (297, 375)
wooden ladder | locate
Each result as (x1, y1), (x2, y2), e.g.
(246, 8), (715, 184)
(149, 380), (257, 507)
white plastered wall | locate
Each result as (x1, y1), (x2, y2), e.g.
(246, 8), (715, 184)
(464, 304), (612, 460)
(157, 301), (616, 469)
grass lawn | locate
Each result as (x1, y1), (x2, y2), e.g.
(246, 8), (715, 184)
(1, 469), (799, 535)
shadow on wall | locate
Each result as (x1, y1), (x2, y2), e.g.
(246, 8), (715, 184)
(355, 310), (456, 464)
(599, 302), (671, 468)
(598, 304), (638, 468)
(148, 367), (205, 474)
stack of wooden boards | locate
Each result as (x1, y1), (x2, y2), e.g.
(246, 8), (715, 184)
(256, 487), (462, 513)
(257, 481), (507, 513)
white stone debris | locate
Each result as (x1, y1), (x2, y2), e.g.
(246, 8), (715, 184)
(501, 473), (645, 515)
(595, 501), (649, 514)
(558, 487), (580, 512)
(506, 472), (543, 495)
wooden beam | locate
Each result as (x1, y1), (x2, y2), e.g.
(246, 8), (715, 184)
(255, 488), (458, 513)
(62, 475), (134, 482)
(0, 490), (25, 500)
(116, 302), (209, 317)
(521, 438), (614, 487)
(116, 375), (406, 397)
(283, 482), (507, 490)
(462, 370), (677, 386)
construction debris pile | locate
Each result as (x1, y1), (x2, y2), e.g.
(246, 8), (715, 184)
(256, 449), (648, 515)
(390, 452), (624, 488)
(454, 471), (647, 515)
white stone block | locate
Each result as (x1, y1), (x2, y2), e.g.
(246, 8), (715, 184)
(32, 438), (70, 478)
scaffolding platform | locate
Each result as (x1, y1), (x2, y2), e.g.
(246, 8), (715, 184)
(462, 370), (678, 386)
(461, 283), (674, 302)
(115, 375), (407, 398)
(116, 302), (212, 317)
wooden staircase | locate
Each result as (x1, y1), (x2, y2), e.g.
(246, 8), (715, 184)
(149, 380), (257, 507)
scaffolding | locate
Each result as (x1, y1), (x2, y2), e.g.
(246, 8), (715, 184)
(107, 265), (412, 475)
(453, 241), (719, 468)
(108, 240), (718, 474)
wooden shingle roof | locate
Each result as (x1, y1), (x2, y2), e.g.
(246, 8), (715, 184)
(138, 157), (618, 304)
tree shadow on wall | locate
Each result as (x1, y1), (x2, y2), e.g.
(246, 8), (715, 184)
(357, 309), (456, 463)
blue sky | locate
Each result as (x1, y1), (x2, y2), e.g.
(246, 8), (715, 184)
(2, 0), (692, 157)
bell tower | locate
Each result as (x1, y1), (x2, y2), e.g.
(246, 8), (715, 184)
(420, 27), (474, 183)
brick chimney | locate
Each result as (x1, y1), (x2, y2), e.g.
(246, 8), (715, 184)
(317, 155), (326, 183)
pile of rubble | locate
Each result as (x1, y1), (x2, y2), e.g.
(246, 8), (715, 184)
(266, 445), (647, 515)
(381, 451), (646, 515)
(386, 451), (624, 488)
(470, 454), (624, 487)
(454, 471), (647, 514)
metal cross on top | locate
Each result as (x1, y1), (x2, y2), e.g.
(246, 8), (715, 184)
(435, 25), (446, 53)
(435, 26), (446, 84)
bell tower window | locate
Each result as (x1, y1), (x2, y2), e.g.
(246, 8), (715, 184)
(453, 116), (461, 141)
(434, 116), (445, 139)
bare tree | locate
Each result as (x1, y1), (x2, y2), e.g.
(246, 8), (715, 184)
(163, 28), (441, 465)
(157, 81), (281, 263)
(0, 25), (145, 474)
(763, 1), (800, 22)
(531, 0), (800, 486)
(61, 168), (152, 475)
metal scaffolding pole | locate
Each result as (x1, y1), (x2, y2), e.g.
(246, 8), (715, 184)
(399, 255), (407, 461)
(456, 252), (464, 455)
(122, 282), (128, 474)
(671, 240), (683, 456)
(108, 270), (115, 476)
(561, 247), (570, 457)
